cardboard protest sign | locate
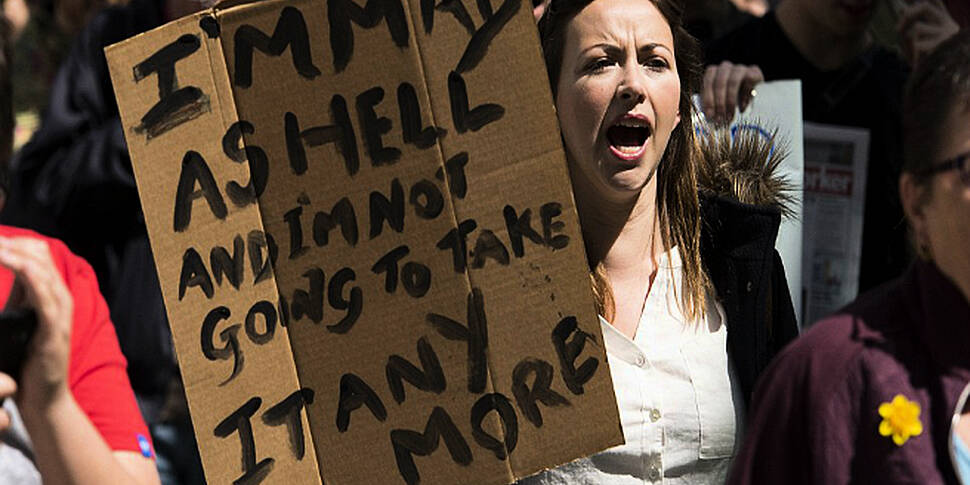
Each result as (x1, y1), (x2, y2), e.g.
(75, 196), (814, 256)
(106, 0), (623, 482)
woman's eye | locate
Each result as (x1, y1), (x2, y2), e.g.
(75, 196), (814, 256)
(643, 57), (669, 70)
(586, 58), (614, 72)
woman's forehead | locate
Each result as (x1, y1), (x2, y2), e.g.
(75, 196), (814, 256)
(566, 0), (673, 48)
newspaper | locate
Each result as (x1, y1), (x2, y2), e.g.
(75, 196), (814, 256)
(801, 122), (870, 325)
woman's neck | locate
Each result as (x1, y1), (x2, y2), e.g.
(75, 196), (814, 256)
(577, 179), (663, 281)
(576, 177), (664, 336)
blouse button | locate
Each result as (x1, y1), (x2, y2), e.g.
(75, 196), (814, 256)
(635, 354), (646, 367)
(648, 465), (661, 481)
(650, 408), (661, 422)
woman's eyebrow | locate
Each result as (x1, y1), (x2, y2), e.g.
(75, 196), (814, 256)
(579, 42), (672, 58)
(639, 42), (672, 55)
(579, 43), (622, 57)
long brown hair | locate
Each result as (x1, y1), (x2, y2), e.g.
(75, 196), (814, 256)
(538, 0), (711, 321)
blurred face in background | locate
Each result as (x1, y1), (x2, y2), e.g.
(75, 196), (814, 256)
(790, 0), (879, 37)
(905, 103), (970, 298)
(554, 0), (681, 204)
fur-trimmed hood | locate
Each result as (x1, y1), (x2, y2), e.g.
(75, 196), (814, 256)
(692, 124), (800, 409)
(695, 125), (795, 219)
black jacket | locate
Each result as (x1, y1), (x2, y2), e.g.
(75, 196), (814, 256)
(705, 11), (910, 294)
(696, 130), (800, 408)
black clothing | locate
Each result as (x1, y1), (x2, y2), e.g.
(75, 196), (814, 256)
(0, 0), (172, 417)
(2, 1), (205, 481)
(728, 260), (970, 485)
(700, 194), (798, 408)
(683, 0), (757, 49)
(706, 11), (911, 295)
(696, 129), (800, 408)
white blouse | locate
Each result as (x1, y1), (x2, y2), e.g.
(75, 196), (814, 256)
(521, 247), (744, 484)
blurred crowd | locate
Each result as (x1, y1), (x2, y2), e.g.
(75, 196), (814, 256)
(0, 0), (966, 483)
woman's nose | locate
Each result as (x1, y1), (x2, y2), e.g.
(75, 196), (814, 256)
(617, 63), (647, 105)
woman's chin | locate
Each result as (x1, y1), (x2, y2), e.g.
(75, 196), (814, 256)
(605, 160), (657, 190)
(566, 152), (656, 203)
(589, 171), (652, 204)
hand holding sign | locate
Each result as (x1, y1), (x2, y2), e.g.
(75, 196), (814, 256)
(701, 61), (764, 125)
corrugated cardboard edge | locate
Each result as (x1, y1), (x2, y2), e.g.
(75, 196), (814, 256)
(105, 12), (324, 483)
(205, 2), (341, 482)
(411, 18), (520, 485)
(401, 1), (525, 481)
(212, 0), (266, 13)
(207, 0), (516, 481)
(396, 0), (623, 480)
(196, 18), (325, 483)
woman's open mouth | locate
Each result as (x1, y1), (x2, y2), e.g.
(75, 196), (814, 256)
(606, 115), (652, 162)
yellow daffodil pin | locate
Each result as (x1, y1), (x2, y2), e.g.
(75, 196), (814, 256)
(878, 394), (923, 446)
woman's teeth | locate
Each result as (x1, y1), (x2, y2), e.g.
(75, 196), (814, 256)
(607, 124), (649, 148)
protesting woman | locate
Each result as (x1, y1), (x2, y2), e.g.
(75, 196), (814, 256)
(522, 0), (799, 481)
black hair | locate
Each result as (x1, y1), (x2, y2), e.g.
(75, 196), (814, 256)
(902, 30), (970, 182)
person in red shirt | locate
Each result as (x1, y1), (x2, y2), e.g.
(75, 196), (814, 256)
(0, 16), (160, 485)
(0, 228), (162, 485)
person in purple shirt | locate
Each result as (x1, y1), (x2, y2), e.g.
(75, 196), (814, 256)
(727, 30), (970, 485)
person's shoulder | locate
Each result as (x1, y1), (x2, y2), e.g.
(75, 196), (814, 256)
(775, 278), (907, 376)
(864, 45), (911, 97)
(0, 225), (97, 283)
(0, 225), (71, 257)
(774, 313), (861, 372)
(704, 12), (775, 64)
(80, 0), (164, 53)
(830, 276), (908, 336)
(868, 45), (910, 74)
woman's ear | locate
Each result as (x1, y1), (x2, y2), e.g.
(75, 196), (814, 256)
(900, 173), (925, 222)
(899, 173), (930, 257)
